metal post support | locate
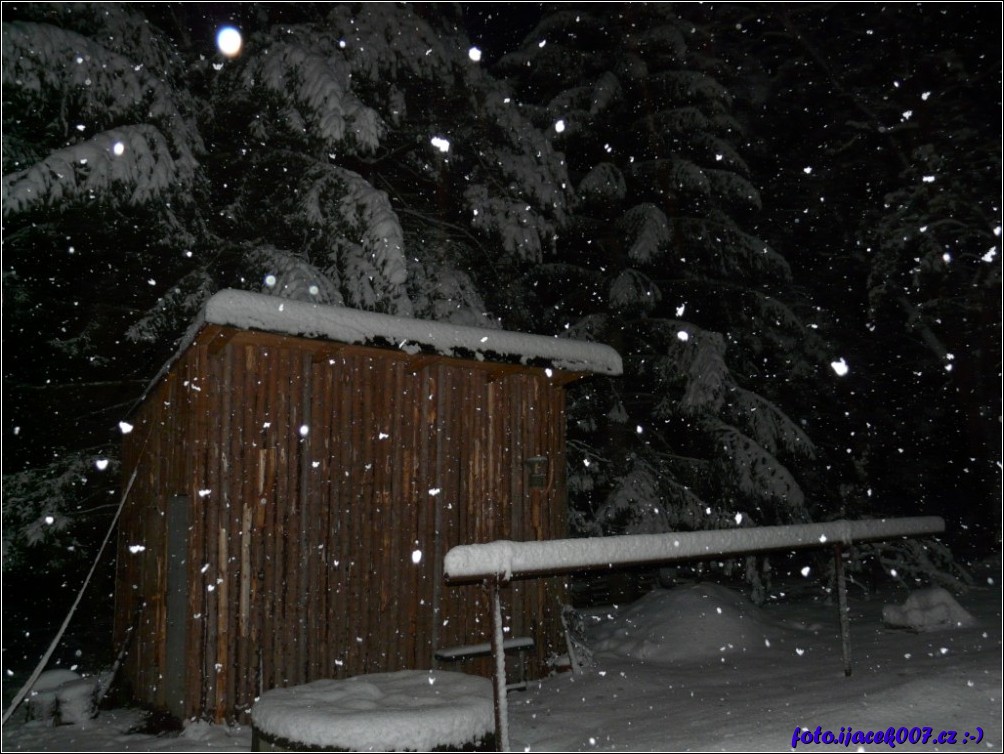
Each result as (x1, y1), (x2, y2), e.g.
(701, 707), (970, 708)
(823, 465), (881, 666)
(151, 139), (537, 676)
(834, 543), (852, 677)
(488, 577), (511, 752)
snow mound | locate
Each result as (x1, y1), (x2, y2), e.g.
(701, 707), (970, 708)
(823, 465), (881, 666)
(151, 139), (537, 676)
(30, 669), (81, 694)
(250, 670), (493, 751)
(27, 670), (97, 724)
(590, 584), (783, 663)
(882, 587), (978, 632)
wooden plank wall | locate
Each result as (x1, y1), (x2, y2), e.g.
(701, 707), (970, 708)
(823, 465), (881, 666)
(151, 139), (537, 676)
(116, 326), (571, 722)
(115, 337), (206, 716)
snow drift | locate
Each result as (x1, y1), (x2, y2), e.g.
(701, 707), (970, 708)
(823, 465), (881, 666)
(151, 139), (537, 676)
(590, 584), (789, 664)
(882, 587), (978, 632)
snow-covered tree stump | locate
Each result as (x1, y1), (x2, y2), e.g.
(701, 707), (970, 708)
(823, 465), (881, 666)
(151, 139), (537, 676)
(250, 671), (494, 752)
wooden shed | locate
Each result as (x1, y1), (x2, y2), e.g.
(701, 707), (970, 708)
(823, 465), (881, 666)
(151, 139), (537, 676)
(114, 289), (621, 722)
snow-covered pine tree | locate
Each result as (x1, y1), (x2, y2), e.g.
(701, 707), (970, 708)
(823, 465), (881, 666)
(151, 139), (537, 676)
(3, 4), (207, 580)
(183, 2), (572, 331)
(497, 5), (817, 550)
(831, 8), (1001, 558)
(5, 2), (576, 365)
(315, 3), (572, 324)
(721, 4), (1001, 558)
(2, 450), (120, 572)
(3, 4), (579, 574)
(3, 3), (205, 361)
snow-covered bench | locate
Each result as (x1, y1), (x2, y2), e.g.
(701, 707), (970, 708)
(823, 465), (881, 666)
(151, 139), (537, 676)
(250, 670), (493, 752)
(435, 636), (535, 691)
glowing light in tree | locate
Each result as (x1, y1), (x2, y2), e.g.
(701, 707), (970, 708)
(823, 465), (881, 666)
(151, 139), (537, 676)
(216, 26), (242, 57)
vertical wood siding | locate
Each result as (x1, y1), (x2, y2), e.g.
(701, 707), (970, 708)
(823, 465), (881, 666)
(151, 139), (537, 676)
(116, 326), (574, 722)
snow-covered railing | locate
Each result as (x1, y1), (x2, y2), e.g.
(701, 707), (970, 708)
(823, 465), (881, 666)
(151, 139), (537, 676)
(444, 517), (945, 581)
(445, 516), (945, 752)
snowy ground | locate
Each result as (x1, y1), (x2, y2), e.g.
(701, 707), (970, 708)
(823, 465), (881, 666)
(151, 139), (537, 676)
(3, 579), (1000, 752)
(510, 581), (1001, 751)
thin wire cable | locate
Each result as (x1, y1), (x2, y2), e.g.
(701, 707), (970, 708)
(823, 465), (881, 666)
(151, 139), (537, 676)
(2, 462), (140, 726)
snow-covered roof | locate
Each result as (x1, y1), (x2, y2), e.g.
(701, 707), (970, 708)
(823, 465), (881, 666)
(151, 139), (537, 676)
(202, 289), (623, 376)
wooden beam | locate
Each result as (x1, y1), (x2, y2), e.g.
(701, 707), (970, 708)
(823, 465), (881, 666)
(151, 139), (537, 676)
(203, 324), (238, 358)
(192, 324), (593, 384)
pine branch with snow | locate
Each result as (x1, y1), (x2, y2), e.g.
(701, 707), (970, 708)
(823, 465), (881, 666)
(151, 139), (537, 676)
(2, 451), (120, 572)
(711, 422), (806, 509)
(619, 204), (672, 264)
(126, 269), (217, 344)
(299, 164), (411, 313)
(2, 18), (200, 216)
(405, 239), (498, 328)
(724, 387), (815, 458)
(3, 126), (196, 216)
(229, 32), (385, 154)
